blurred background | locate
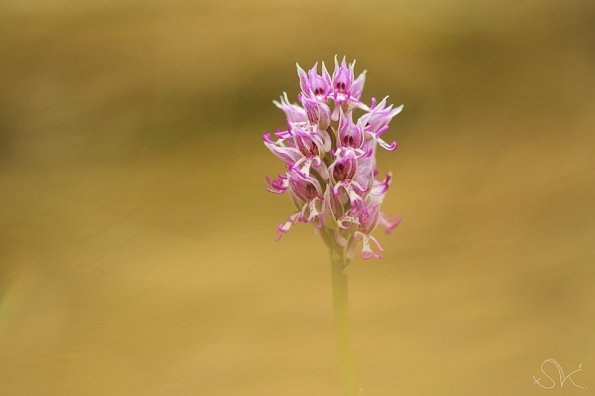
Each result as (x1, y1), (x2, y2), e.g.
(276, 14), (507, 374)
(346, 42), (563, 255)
(0, 0), (594, 395)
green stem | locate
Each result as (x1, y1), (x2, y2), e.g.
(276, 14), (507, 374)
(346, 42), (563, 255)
(330, 248), (357, 396)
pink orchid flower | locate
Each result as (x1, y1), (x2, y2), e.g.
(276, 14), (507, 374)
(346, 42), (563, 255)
(264, 56), (403, 260)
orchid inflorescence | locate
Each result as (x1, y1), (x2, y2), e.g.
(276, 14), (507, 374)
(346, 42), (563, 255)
(264, 56), (403, 260)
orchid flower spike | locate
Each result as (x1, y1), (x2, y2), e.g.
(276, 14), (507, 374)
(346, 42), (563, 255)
(263, 57), (403, 261)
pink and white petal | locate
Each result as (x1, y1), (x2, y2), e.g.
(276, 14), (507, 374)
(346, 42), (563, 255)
(296, 63), (310, 94)
(337, 213), (360, 229)
(275, 212), (301, 241)
(380, 213), (402, 234)
(264, 140), (302, 164)
(355, 232), (382, 260)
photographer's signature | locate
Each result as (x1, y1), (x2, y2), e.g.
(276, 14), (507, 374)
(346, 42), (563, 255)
(533, 359), (587, 390)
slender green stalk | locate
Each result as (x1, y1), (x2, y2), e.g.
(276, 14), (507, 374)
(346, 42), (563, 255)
(330, 248), (357, 396)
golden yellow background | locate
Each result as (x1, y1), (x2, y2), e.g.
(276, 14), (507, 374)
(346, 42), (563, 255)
(1, 1), (594, 395)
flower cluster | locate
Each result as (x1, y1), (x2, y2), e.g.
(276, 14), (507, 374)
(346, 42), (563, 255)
(264, 56), (403, 260)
